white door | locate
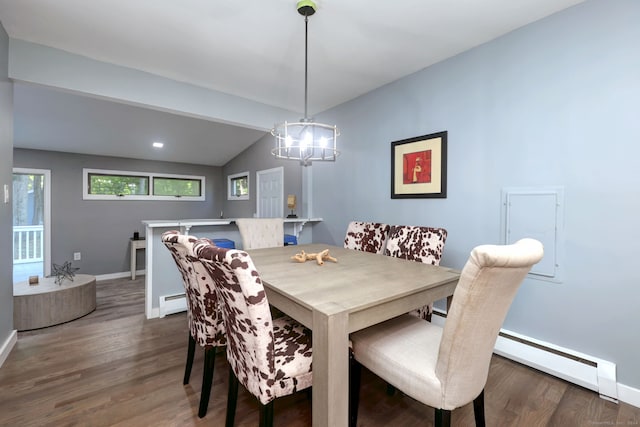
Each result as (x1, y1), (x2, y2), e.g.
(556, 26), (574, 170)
(256, 167), (283, 218)
(12, 168), (51, 283)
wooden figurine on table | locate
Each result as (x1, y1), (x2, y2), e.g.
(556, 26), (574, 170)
(291, 249), (338, 266)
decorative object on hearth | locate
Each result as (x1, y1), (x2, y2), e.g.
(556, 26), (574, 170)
(271, 0), (340, 166)
(51, 261), (80, 285)
(291, 249), (337, 265)
(287, 194), (298, 218)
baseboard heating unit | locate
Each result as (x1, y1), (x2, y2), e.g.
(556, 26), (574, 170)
(159, 293), (187, 318)
(432, 310), (618, 402)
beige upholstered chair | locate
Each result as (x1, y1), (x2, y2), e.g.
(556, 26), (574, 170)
(384, 225), (448, 321)
(161, 231), (226, 418)
(343, 221), (390, 254)
(194, 239), (313, 427)
(235, 218), (284, 250)
(349, 238), (544, 427)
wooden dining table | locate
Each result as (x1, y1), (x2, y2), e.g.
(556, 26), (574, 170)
(248, 243), (461, 427)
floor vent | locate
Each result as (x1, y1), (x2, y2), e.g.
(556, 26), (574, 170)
(159, 293), (187, 318)
(432, 310), (618, 402)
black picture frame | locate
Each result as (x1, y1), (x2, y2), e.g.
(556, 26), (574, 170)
(391, 131), (447, 199)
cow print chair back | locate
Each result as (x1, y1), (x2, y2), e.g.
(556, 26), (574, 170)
(384, 225), (448, 321)
(194, 239), (313, 427)
(343, 221), (391, 254)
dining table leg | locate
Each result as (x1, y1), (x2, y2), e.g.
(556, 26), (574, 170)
(312, 304), (350, 427)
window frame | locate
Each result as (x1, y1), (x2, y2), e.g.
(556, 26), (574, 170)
(83, 168), (206, 201)
(227, 171), (250, 201)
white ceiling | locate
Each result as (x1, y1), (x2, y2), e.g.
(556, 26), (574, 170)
(0, 0), (585, 166)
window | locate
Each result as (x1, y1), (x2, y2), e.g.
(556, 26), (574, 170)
(227, 171), (249, 200)
(83, 168), (205, 201)
(153, 177), (201, 197)
(88, 173), (149, 196)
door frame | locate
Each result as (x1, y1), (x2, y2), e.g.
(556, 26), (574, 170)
(13, 168), (52, 278)
(256, 166), (284, 218)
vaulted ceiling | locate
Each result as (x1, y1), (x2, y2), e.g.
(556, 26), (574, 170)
(0, 0), (586, 166)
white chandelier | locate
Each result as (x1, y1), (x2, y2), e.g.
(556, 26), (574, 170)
(271, 0), (340, 167)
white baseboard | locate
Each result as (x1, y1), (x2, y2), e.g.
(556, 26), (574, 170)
(432, 309), (640, 409)
(95, 270), (145, 281)
(618, 384), (640, 409)
(0, 330), (17, 368)
(146, 307), (160, 320)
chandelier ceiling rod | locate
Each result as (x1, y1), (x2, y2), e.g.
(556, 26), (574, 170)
(303, 13), (309, 120)
(270, 0), (340, 166)
(299, 0), (314, 119)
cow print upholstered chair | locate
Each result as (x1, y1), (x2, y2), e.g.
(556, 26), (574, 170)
(350, 239), (544, 427)
(384, 225), (448, 322)
(194, 239), (313, 427)
(343, 221), (391, 254)
(161, 231), (227, 418)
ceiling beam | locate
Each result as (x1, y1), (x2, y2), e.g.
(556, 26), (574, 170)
(8, 39), (297, 132)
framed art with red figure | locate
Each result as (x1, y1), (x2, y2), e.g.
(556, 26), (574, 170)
(391, 131), (447, 199)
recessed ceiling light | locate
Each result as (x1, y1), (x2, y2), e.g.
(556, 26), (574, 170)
(152, 141), (164, 148)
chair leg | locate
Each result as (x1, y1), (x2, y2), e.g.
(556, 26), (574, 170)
(473, 389), (486, 427)
(198, 346), (216, 418)
(184, 333), (196, 385)
(435, 408), (451, 427)
(386, 383), (397, 396)
(259, 400), (275, 427)
(425, 311), (433, 322)
(225, 367), (239, 427)
(349, 353), (362, 427)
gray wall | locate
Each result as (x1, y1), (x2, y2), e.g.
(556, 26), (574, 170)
(0, 22), (14, 352)
(222, 133), (303, 219)
(13, 149), (223, 275)
(312, 0), (640, 389)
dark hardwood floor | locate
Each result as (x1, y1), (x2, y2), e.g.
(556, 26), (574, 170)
(1, 276), (638, 426)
